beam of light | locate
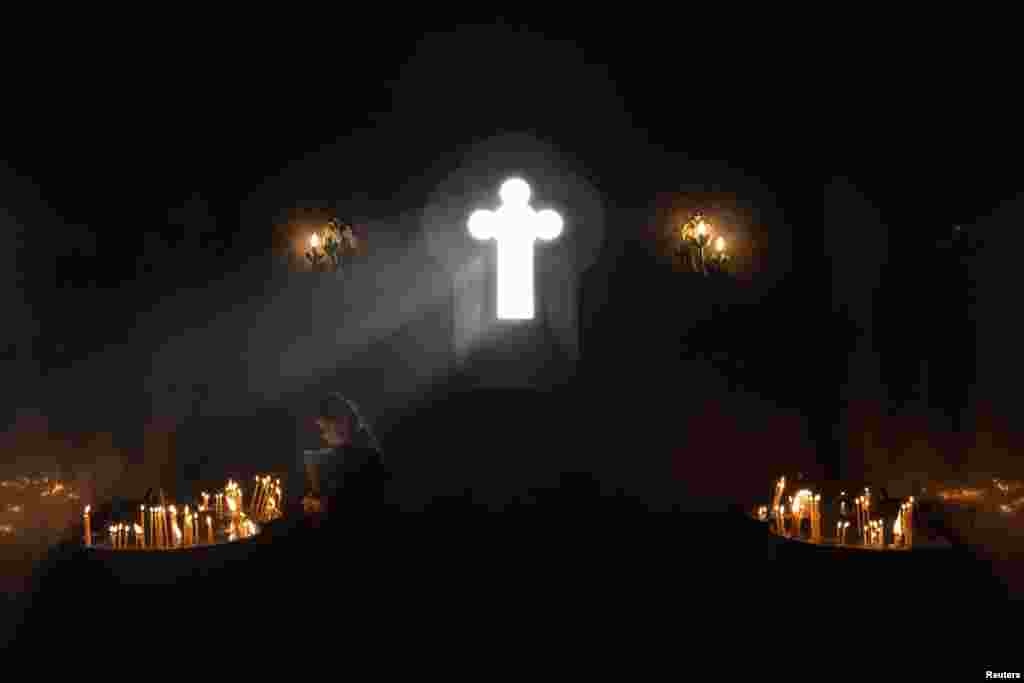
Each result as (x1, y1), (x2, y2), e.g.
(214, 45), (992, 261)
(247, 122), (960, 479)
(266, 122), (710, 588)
(468, 178), (563, 321)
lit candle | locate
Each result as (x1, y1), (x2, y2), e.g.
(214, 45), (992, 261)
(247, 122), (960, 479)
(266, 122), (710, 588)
(206, 515), (213, 544)
(908, 497), (914, 548)
(168, 506), (180, 548)
(135, 523), (145, 549)
(83, 505), (92, 546)
(184, 507), (192, 546)
(809, 495), (815, 542)
(251, 476), (262, 516)
(772, 476), (785, 514)
(866, 499), (871, 545)
(854, 497), (861, 540)
(813, 494), (818, 541)
(813, 494), (821, 542)
(109, 524), (116, 548)
(139, 504), (145, 530)
(227, 495), (239, 530)
(264, 478), (272, 516)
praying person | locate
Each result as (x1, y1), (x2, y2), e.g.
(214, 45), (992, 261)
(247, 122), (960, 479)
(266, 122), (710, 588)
(297, 392), (388, 515)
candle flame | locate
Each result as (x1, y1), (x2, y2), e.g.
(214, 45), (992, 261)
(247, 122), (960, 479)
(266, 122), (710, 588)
(133, 523), (143, 534)
(84, 505), (91, 514)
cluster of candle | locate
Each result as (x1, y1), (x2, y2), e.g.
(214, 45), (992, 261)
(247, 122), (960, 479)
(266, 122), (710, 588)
(82, 474), (282, 550)
(938, 487), (985, 502)
(1, 476), (79, 499)
(893, 498), (914, 547)
(785, 489), (822, 542)
(761, 476), (916, 549)
(1000, 497), (1024, 514)
(249, 475), (283, 523)
(89, 503), (214, 550)
(937, 478), (1024, 508)
(1, 476), (82, 543)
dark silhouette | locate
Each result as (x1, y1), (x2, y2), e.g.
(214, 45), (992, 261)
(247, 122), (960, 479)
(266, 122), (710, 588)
(297, 392), (389, 515)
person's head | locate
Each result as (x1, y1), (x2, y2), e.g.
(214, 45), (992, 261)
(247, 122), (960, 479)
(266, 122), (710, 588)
(315, 393), (356, 448)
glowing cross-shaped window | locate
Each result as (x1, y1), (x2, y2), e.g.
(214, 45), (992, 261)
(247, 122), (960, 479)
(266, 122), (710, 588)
(467, 178), (563, 320)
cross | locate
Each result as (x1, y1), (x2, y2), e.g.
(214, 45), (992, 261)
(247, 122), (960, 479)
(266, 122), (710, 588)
(467, 178), (563, 320)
